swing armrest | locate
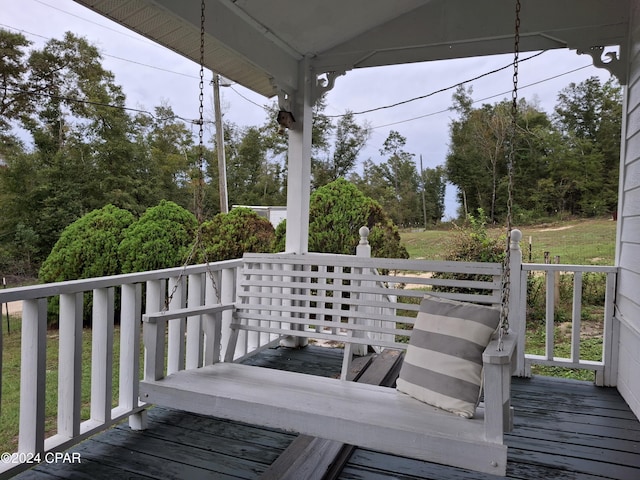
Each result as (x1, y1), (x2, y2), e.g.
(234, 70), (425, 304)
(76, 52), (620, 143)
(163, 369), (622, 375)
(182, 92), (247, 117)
(482, 334), (517, 442)
(143, 304), (235, 382)
(483, 334), (517, 365)
(143, 303), (235, 323)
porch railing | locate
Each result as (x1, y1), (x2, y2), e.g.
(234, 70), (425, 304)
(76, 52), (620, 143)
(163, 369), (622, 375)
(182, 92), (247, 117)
(516, 263), (618, 386)
(0, 260), (242, 479)
(0, 250), (619, 477)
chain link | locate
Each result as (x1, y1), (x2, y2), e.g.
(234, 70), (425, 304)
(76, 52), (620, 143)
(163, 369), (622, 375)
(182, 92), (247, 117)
(164, 0), (208, 311)
(196, 0), (206, 224)
(499, 0), (520, 349)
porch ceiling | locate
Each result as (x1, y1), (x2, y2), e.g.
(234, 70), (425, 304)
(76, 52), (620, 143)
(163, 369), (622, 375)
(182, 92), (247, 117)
(73, 0), (629, 98)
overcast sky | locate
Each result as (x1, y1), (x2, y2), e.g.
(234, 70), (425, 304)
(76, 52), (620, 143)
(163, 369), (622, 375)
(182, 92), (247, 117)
(2, 0), (617, 219)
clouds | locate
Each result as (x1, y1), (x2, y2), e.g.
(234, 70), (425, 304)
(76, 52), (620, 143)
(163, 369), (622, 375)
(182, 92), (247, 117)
(3, 0), (615, 219)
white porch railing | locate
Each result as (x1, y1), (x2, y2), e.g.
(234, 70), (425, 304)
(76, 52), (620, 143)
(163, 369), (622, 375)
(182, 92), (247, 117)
(516, 263), (618, 386)
(0, 260), (241, 479)
(0, 247), (619, 477)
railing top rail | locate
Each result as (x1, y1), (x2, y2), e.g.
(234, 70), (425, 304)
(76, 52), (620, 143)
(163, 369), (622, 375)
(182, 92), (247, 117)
(0, 259), (243, 303)
(244, 252), (503, 275)
(522, 263), (618, 273)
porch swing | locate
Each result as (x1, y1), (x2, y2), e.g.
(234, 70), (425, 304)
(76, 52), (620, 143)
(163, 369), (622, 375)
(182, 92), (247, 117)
(139, 0), (522, 477)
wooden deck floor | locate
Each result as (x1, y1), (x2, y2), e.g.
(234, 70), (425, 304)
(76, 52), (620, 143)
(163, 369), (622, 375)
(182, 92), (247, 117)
(13, 345), (640, 480)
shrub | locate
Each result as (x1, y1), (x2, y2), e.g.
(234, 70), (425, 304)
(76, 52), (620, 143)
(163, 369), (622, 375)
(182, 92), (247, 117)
(196, 207), (276, 262)
(39, 204), (134, 283)
(274, 178), (408, 258)
(444, 209), (505, 263)
(118, 200), (198, 273)
(432, 209), (506, 295)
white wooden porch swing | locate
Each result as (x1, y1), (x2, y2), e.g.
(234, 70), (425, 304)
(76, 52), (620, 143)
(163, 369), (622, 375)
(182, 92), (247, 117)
(139, 1), (523, 476)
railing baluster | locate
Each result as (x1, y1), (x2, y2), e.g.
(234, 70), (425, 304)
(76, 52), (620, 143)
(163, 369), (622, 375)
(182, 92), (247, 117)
(517, 269), (529, 377)
(90, 288), (114, 424)
(186, 273), (204, 369)
(204, 273), (219, 364)
(219, 267), (235, 358)
(58, 293), (83, 438)
(545, 271), (555, 360)
(167, 276), (186, 375)
(571, 272), (583, 363)
(119, 284), (142, 413)
(18, 298), (47, 454)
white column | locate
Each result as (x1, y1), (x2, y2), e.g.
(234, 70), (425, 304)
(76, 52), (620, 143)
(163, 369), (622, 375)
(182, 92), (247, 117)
(285, 57), (313, 254)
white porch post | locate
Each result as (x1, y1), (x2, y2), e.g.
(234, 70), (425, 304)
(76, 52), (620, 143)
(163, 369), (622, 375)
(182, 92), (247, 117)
(285, 57), (313, 254)
(280, 58), (313, 348)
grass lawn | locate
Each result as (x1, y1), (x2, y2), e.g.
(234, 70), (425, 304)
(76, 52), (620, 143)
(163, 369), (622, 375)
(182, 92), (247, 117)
(400, 217), (616, 265)
(0, 317), (125, 454)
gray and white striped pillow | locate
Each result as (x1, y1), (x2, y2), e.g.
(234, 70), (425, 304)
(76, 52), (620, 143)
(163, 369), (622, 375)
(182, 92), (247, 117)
(396, 295), (500, 418)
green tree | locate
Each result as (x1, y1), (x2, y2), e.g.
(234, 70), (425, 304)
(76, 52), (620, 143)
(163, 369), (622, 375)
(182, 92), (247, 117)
(420, 165), (447, 226)
(446, 86), (557, 222)
(553, 77), (621, 216)
(0, 29), (32, 150)
(2, 32), (147, 258)
(118, 200), (198, 273)
(446, 86), (512, 222)
(312, 111), (370, 189)
(135, 104), (195, 209)
(355, 131), (421, 227)
(196, 207), (275, 262)
(39, 204), (134, 282)
(223, 125), (285, 207)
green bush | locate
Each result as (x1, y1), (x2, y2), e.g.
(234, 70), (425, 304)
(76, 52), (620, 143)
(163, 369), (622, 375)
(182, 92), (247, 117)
(444, 210), (506, 263)
(274, 178), (408, 258)
(118, 200), (198, 273)
(196, 207), (276, 262)
(39, 204), (134, 283)
(432, 209), (506, 295)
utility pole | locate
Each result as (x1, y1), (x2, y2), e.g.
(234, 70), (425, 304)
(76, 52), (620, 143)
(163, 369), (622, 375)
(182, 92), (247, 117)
(420, 154), (428, 230)
(212, 74), (229, 213)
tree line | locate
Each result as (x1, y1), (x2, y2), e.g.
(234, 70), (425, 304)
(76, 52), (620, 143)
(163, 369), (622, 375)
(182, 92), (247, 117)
(0, 28), (622, 276)
(447, 79), (621, 223)
(0, 29), (441, 275)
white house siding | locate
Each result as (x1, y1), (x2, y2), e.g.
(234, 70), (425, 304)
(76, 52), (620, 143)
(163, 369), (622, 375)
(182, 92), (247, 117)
(617, 0), (640, 418)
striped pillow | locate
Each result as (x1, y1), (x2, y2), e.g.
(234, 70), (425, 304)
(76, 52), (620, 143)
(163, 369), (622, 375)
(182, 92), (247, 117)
(396, 295), (500, 418)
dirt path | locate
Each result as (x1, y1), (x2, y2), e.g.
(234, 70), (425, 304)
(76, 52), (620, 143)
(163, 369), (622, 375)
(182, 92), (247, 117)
(537, 225), (575, 232)
(2, 301), (22, 315)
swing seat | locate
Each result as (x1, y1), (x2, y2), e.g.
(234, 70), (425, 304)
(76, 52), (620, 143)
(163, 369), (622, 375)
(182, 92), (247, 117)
(140, 252), (518, 476)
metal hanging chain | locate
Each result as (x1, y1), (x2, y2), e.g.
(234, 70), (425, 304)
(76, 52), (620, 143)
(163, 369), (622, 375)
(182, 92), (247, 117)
(499, 0), (520, 349)
(163, 0), (220, 311)
(195, 0), (206, 224)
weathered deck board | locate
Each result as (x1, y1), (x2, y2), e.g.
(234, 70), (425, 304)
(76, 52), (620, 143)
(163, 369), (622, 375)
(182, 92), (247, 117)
(13, 345), (640, 480)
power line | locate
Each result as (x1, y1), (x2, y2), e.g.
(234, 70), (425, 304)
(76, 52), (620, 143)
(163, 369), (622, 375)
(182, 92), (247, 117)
(228, 86), (270, 111)
(0, 23), (271, 113)
(4, 86), (208, 125)
(370, 64), (592, 130)
(0, 23), (201, 80)
(0, 19), (596, 129)
(327, 51), (545, 118)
